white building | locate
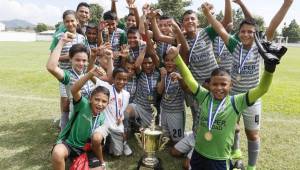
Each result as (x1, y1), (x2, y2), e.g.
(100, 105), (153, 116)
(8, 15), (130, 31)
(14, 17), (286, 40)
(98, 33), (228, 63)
(0, 22), (5, 31)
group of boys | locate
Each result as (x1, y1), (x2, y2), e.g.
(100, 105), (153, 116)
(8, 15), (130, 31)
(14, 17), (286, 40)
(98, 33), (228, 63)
(47, 0), (293, 169)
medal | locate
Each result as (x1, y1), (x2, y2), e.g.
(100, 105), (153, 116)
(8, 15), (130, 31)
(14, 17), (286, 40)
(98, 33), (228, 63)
(236, 74), (241, 82)
(165, 94), (169, 100)
(188, 32), (200, 63)
(148, 95), (153, 101)
(204, 131), (213, 141)
(237, 45), (253, 78)
(216, 57), (221, 64)
(206, 96), (227, 142)
(145, 73), (154, 101)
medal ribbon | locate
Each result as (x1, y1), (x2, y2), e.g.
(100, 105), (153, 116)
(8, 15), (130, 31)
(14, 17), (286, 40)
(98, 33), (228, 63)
(71, 68), (90, 96)
(238, 45), (253, 74)
(91, 114), (99, 134)
(208, 97), (226, 131)
(145, 74), (153, 95)
(164, 75), (172, 96)
(217, 37), (225, 57)
(113, 86), (123, 119)
(110, 31), (115, 47)
(188, 32), (200, 63)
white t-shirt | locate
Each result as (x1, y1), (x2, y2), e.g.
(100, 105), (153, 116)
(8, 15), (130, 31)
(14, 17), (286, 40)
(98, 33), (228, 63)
(96, 79), (130, 133)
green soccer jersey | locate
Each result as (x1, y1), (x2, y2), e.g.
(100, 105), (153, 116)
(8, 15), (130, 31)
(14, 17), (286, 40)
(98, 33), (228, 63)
(57, 97), (105, 148)
(194, 86), (251, 160)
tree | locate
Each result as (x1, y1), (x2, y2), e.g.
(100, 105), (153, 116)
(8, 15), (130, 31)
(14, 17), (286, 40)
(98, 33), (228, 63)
(197, 10), (223, 28)
(89, 3), (104, 25)
(282, 19), (300, 43)
(34, 23), (48, 32)
(152, 0), (191, 22)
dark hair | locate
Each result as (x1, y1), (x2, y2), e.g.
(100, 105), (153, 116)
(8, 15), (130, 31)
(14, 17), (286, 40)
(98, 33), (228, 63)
(182, 10), (196, 20)
(127, 13), (135, 18)
(103, 10), (117, 20)
(91, 86), (110, 98)
(238, 18), (257, 31)
(159, 15), (171, 20)
(127, 27), (139, 35)
(63, 10), (76, 20)
(211, 68), (230, 78)
(86, 23), (97, 32)
(125, 56), (135, 64)
(69, 44), (90, 59)
(76, 2), (90, 11)
(112, 67), (128, 78)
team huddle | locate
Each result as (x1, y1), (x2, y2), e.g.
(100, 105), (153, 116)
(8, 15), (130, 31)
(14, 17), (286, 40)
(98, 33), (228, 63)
(47, 0), (293, 170)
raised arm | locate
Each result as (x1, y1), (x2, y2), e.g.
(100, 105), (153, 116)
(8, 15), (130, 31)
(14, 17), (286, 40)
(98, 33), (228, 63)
(46, 33), (72, 81)
(134, 42), (147, 69)
(233, 0), (253, 20)
(168, 45), (198, 94)
(266, 0), (293, 41)
(202, 2), (231, 46)
(111, 0), (118, 19)
(221, 0), (233, 27)
(157, 67), (167, 95)
(127, 0), (140, 27)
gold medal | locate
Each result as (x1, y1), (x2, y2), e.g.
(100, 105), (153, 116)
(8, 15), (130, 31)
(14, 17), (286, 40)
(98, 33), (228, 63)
(148, 95), (153, 101)
(236, 74), (241, 82)
(165, 94), (169, 100)
(204, 131), (213, 141)
(217, 57), (221, 64)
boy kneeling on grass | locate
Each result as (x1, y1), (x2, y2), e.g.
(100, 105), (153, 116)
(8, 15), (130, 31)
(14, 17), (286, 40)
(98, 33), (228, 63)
(51, 67), (110, 170)
(167, 41), (286, 170)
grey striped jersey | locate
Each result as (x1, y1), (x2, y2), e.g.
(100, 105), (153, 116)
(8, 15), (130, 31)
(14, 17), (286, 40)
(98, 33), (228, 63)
(129, 43), (146, 61)
(160, 74), (185, 114)
(188, 28), (218, 85)
(155, 42), (169, 64)
(213, 36), (233, 73)
(57, 33), (87, 70)
(124, 76), (137, 103)
(227, 36), (260, 95)
(133, 70), (160, 112)
(102, 28), (126, 67)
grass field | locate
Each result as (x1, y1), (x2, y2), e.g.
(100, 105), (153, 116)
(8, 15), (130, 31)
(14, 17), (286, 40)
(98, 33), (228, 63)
(0, 41), (299, 170)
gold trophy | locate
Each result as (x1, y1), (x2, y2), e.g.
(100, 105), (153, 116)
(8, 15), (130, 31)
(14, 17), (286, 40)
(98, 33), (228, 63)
(135, 105), (169, 170)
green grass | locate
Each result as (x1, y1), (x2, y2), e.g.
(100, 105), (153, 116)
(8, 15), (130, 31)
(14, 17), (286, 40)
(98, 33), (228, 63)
(0, 42), (299, 169)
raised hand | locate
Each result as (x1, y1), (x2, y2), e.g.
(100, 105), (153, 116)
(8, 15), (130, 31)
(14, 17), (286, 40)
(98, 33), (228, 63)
(60, 32), (74, 43)
(159, 67), (167, 78)
(90, 67), (105, 78)
(169, 72), (183, 82)
(166, 44), (181, 61)
(98, 21), (108, 32)
(232, 0), (242, 5)
(119, 45), (130, 58)
(201, 2), (215, 15)
(142, 3), (151, 15)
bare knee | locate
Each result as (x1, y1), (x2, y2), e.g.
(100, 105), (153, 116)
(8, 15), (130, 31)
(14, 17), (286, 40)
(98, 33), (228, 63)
(91, 132), (103, 146)
(51, 144), (68, 163)
(245, 129), (259, 141)
(170, 147), (183, 157)
(183, 158), (190, 170)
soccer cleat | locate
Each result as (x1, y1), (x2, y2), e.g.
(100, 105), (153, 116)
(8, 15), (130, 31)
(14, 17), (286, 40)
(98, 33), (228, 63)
(123, 142), (133, 156)
(246, 165), (256, 170)
(231, 149), (243, 160)
(233, 160), (245, 170)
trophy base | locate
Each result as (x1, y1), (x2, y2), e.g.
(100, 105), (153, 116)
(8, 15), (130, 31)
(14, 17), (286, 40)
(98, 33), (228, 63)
(137, 156), (163, 170)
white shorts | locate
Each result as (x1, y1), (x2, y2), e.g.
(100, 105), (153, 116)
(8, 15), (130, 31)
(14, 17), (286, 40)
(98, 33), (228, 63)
(174, 131), (195, 159)
(242, 99), (261, 130)
(93, 123), (109, 140)
(59, 82), (68, 98)
(160, 108), (185, 142)
(108, 130), (124, 156)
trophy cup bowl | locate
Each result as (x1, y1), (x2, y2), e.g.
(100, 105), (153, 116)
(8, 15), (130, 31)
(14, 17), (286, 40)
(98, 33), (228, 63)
(135, 127), (169, 169)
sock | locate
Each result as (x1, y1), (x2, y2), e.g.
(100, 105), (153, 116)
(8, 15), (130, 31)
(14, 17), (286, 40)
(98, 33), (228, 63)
(123, 111), (129, 132)
(232, 130), (240, 151)
(60, 112), (69, 130)
(248, 139), (260, 166)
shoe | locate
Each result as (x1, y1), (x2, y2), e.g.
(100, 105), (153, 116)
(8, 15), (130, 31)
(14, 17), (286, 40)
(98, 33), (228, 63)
(246, 165), (256, 170)
(233, 159), (245, 170)
(123, 142), (133, 156)
(231, 149), (243, 160)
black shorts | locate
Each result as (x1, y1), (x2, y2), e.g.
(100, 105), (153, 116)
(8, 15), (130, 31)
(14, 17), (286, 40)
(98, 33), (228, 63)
(190, 150), (233, 170)
(61, 141), (101, 168)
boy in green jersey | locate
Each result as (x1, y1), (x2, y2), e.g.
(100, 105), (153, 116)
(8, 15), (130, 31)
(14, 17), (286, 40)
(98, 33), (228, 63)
(51, 66), (111, 170)
(166, 41), (286, 170)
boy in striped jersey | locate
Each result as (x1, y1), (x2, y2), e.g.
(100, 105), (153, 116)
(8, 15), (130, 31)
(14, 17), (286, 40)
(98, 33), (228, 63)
(157, 51), (190, 143)
(124, 54), (160, 134)
(202, 1), (293, 169)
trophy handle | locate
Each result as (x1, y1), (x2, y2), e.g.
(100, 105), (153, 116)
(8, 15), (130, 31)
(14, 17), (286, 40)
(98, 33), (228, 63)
(159, 137), (169, 151)
(135, 133), (143, 148)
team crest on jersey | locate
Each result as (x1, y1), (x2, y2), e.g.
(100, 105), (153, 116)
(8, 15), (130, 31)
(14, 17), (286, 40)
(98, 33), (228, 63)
(199, 40), (206, 47)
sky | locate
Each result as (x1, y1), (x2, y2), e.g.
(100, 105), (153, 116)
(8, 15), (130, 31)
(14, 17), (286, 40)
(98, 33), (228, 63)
(0, 0), (299, 30)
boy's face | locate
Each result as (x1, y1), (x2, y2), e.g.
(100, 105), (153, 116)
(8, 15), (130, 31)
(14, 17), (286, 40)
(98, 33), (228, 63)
(71, 52), (88, 72)
(125, 63), (135, 78)
(142, 57), (154, 74)
(76, 6), (90, 24)
(90, 92), (109, 114)
(126, 15), (136, 28)
(86, 28), (97, 43)
(64, 14), (78, 33)
(106, 20), (117, 33)
(127, 32), (140, 48)
(164, 54), (176, 73)
(209, 75), (232, 100)
(238, 24), (256, 48)
(158, 19), (171, 35)
(182, 13), (198, 34)
(114, 72), (128, 92)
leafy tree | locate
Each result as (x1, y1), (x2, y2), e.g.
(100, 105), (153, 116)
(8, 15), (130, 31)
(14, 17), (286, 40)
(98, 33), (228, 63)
(34, 23), (48, 32)
(152, 0), (191, 22)
(89, 3), (104, 25)
(282, 19), (300, 43)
